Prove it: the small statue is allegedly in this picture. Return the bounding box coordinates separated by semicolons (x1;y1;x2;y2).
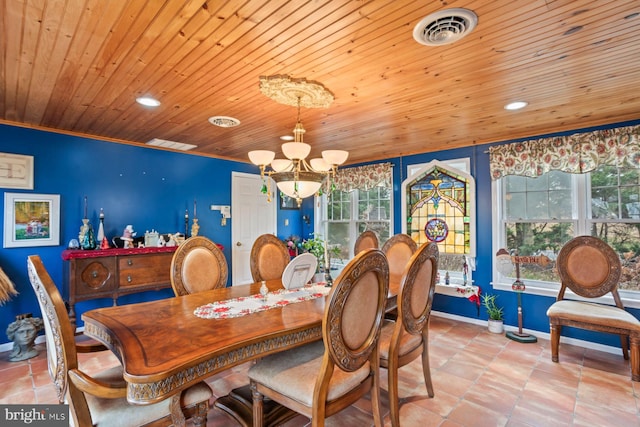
6;315;43;362
191;218;200;237
462;255;469;285
100;236;110;250
121;225;136;249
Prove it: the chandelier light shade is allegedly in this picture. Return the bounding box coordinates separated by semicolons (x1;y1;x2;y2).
248;75;349;205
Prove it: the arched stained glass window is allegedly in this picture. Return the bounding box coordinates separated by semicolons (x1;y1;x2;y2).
402;160;476;258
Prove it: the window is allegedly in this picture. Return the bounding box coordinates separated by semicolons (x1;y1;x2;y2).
492;165;640;302
401;159;476;284
321;185;392;261
317;163;393;272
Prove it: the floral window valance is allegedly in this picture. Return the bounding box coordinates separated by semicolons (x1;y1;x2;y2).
333;162;392;192
489;124;640;180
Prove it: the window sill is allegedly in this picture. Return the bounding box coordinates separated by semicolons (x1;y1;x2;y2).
436;283;479;298
492;281;640;310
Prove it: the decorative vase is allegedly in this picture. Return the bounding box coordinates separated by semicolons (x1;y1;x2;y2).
97;208;105;243
80;219;97;250
259;281;269;301
488;319;504;334
324;270;333;287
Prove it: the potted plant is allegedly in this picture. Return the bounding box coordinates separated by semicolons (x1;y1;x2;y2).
301;233;341;282
482;294;504;333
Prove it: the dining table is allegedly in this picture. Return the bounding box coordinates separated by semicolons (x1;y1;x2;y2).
82;278;401;406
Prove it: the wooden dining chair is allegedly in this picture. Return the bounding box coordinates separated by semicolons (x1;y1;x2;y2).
27;255;213;427
546;236;640;381
382;233;418;287
354;230;379;255
250;233;290;282
170;236;228;296
379;242;438;427
248;248;390;427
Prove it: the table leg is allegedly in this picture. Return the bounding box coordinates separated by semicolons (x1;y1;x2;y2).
214;384;297;427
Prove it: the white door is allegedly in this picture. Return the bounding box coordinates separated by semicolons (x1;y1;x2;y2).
231;172;277;285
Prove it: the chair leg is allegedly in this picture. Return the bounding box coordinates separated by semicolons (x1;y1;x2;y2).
630;335;640;382
421;338;434;398
550;323;561;362
371;360;384;427
619;334;630;360
387;356;400;427
251;381;265;427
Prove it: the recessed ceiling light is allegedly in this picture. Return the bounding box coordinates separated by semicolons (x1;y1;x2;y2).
136;96;161;107
504;101;528;110
280;135;294;141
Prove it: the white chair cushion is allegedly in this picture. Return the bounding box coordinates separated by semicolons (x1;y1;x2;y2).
547;300;640;331
248;340;371;407
87;366;212;427
378;319;423;361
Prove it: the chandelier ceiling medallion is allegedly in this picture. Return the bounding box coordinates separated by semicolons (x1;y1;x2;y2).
249;75;348;205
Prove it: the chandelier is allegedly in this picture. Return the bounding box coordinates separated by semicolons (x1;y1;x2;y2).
248;75;349;205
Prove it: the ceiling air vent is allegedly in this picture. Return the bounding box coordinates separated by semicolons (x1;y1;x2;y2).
146;138;197;151
208;116;241;127
413;8;478;46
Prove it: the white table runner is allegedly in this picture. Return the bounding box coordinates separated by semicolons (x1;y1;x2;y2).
194;284;331;319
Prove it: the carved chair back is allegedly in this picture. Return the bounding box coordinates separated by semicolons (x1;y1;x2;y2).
324;248;389;373
27;255;78;405
381;233;418;286
556;235;622;304
354;230;379;255
250;234;290;282
171;236;228;296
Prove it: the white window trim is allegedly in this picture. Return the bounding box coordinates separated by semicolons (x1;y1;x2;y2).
316;186;394;261
403;158;476;259
491;176;640;309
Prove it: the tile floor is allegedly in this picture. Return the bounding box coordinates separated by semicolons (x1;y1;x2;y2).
1;316;639;426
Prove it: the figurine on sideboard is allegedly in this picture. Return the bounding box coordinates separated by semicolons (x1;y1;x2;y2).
121;225;136;249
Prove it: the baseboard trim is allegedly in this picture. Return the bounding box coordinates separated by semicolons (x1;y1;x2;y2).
432;310;623;355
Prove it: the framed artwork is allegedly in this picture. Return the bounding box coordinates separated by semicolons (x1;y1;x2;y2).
280;193;299;210
0;153;34;189
3;193;60;248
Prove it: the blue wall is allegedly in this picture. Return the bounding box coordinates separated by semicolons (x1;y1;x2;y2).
1;119;639;349
0;124;267;344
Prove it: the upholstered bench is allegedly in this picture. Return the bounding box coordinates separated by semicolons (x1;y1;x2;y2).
547;236;640;382
547;300;640;381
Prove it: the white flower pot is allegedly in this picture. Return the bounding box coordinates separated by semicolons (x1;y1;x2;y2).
488;319;504;334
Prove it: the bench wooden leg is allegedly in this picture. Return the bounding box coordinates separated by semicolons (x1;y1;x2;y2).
630;335;640;382
619;334;630;360
550;323;561;362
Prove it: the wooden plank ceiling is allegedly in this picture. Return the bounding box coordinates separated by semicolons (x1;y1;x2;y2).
1;0;639;165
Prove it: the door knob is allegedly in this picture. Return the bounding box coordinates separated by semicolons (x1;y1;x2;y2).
236;241;242;246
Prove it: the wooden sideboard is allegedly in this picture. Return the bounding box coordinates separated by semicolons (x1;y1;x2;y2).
62;247;178;328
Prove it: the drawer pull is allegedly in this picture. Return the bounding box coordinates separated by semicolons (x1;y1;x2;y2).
127;275;132;283
127;260;133;266
92;271;98;278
